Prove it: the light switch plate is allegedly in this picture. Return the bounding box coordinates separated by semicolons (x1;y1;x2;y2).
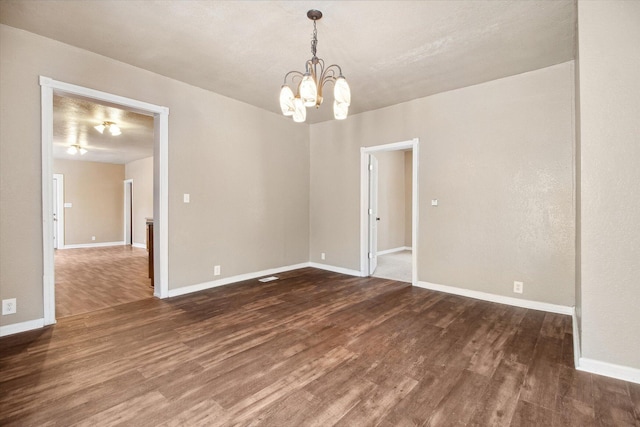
431;199;438;206
184;194;190;203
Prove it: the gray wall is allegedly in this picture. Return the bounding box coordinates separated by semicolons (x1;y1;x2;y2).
577;1;640;369
375;150;407;252
125;156;153;247
53;159;125;245
0;24;309;326
310;62;576;306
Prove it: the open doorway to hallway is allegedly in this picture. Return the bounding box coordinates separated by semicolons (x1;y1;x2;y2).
50;94;155;318
361;138;419;284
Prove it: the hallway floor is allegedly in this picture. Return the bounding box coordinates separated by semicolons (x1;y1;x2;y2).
373;249;412;283
55;245;153;318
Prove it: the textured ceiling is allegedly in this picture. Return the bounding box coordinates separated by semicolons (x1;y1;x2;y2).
53;95;153;164
1;0;576;125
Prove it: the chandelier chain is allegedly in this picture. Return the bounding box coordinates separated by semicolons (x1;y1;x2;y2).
311;20;318;58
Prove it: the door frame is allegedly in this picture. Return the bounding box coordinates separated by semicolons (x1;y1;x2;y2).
52;174;65;249
124;179;133;245
360;138;419;285
367;154;379;275
40;76;170;325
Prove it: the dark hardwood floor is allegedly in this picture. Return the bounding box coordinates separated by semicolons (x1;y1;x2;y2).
1;268;638;426
55;245;153;318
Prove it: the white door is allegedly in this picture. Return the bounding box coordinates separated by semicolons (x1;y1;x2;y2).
368;154;379;275
52;176;59;249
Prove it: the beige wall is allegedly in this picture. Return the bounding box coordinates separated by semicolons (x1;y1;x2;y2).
53;159;125;245
375;151;406;252
310;62;575;306
125;157;153;247
0;25;309;326
577;1;640;369
404;151;413;247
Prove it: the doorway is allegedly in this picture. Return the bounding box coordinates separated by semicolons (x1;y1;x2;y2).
360;138;419;284
40;77;169;325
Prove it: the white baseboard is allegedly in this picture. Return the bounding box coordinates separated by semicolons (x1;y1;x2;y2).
377;246;412;256
577;357;640;385
60;241;125;249
308;262;364;277
167;262;311;298
415;281;574;315
0;318;46;337
132;243;146;249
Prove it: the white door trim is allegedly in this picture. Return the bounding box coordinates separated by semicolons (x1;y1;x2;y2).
53;174;65;249
360;138;419;285
124;179;133;245
40;76;170;325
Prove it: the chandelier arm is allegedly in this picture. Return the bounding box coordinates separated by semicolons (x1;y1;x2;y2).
283;70;305;85
323;64;345;78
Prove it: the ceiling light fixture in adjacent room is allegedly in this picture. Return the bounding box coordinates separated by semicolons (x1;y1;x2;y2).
67;144;87;155
94;121;121;136
279;10;351;123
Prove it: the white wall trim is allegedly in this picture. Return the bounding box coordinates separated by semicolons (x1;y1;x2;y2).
168;263;312;298
572;310;581;370
577;358;640;385
40;76;170;324
308;262;364;277
361;138;419;285
60;241;125;249
132;243;146;249
0;318;47;337
123;179;133;245
416;281;574;315
377;246;411;256
53;174;65;249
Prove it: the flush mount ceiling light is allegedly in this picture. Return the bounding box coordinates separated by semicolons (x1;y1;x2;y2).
279;10;351;123
67;144;87;155
94;121;121;136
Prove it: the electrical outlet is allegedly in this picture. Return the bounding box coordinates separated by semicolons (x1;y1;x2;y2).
2;298;17;315
513;281;523;294
91;236;96;241
321;252;326;260
214;265;221;276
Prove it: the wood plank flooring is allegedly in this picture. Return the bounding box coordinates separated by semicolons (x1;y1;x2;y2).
55;245;153;318
1;268;639;426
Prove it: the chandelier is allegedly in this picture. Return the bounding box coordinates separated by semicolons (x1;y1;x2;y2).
94;121;121;136
279;10;351;123
67;144;87;155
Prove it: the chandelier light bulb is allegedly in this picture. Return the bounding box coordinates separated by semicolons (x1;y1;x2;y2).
94;124;106;134
279;85;295;116
334;77;351;106
299;74;318;107
67;145;78;155
333;100;348;120
79;147;88;155
109;124;121;136
293;97;306;123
